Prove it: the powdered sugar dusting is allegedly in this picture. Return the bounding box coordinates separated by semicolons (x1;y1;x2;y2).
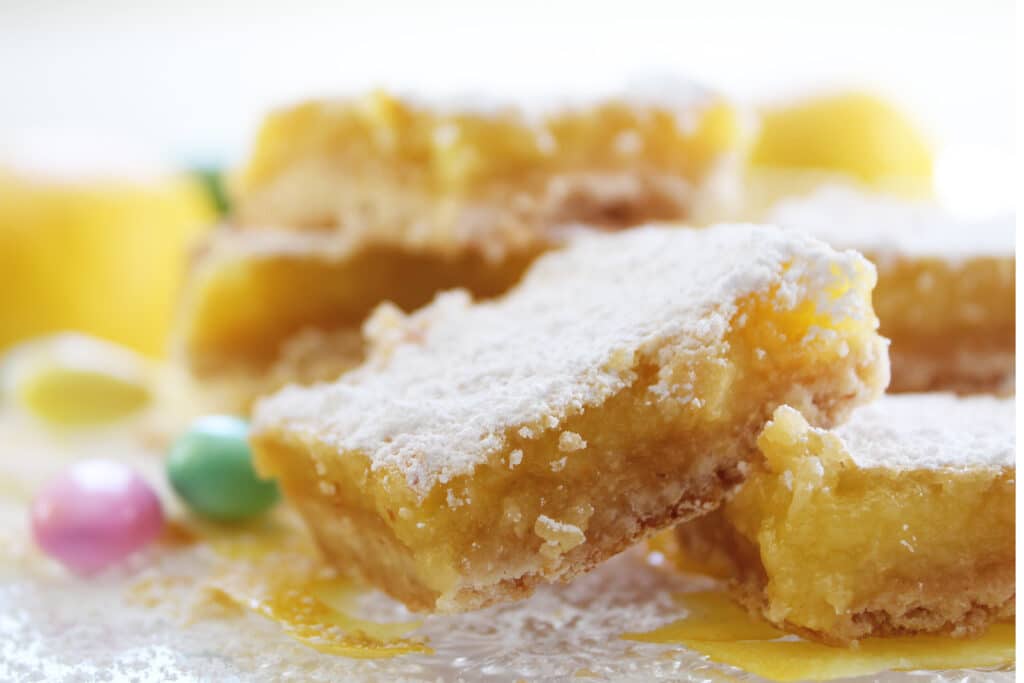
199;228;360;262
770;185;1015;262
254;224;874;498
837;394;1014;471
393;75;714;120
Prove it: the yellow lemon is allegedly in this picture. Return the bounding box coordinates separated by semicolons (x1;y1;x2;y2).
0;170;215;356
751;92;933;194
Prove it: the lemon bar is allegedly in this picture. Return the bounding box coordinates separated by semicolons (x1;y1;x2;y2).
770;186;1015;393
676;394;1015;644
179;89;747;406
176;228;539;406
251;224;888;613
233;89;744;234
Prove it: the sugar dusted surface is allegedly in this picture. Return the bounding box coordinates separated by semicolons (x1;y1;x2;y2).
835;394;1015;471
349;76;715;120
200;227;360;262
769;185;1015;261
255;224;873;497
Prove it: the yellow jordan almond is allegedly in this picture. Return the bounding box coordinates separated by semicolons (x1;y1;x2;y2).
751;92;933;194
4;333;152;426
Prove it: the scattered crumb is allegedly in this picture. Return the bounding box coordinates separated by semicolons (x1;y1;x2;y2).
809;458;825;477
614;130;642;155
509;449;524;469
558;432;587;452
535;515;586;560
446;489;467;509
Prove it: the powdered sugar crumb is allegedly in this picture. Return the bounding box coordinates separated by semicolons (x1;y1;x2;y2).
254;224;873;498
446;489;468;509
558;432;587;453
534;515;586;558
508;450;523;469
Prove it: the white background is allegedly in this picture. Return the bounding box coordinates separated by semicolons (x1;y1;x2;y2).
0;0;1015;213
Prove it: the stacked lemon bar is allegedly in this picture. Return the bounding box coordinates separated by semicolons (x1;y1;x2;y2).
176;88;747;407
672;187;1016;643
177;87;1013;653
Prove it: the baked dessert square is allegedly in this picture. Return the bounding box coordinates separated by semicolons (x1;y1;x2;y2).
770;185;1015;393
233;89;744;234
675;394;1015;644
250;224;888;613
176;88;747;407
175;228;540;408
